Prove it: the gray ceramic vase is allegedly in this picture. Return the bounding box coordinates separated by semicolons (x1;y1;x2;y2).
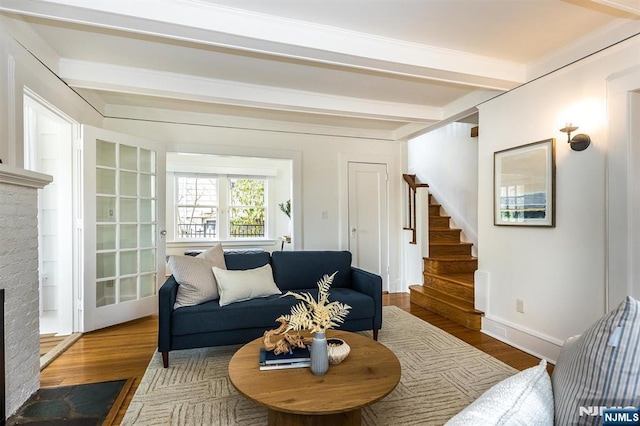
310;331;329;376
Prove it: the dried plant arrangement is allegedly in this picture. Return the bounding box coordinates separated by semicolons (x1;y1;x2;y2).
281;271;351;334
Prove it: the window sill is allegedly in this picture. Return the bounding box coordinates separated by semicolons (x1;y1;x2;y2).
167;239;278;249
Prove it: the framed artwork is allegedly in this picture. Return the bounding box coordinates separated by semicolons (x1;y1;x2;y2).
494;138;555;227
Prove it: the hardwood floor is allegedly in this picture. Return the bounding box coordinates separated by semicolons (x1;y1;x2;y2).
40;334;65;356
39;293;550;424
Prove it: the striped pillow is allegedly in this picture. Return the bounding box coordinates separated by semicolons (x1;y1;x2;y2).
170;244;227;309
552;296;640;425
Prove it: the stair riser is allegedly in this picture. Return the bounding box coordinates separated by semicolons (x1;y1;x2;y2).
410;288;482;330
428;205;441;216
429;244;472;257
421;286;474;310
429;230;461;243
429;216;450;229
424;259;477;274
424;275;474;301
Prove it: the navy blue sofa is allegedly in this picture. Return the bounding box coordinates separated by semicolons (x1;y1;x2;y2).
158;250;382;367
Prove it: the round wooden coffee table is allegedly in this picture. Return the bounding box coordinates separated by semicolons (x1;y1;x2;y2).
228;330;401;426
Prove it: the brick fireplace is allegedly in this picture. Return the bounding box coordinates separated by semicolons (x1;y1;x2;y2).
0;164;51;419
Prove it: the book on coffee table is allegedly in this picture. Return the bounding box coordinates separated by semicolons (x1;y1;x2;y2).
259;346;310;365
259;361;311;371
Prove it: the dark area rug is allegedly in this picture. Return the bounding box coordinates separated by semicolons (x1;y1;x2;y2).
8;378;133;425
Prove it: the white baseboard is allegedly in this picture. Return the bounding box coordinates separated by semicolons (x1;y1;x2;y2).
482;315;564;365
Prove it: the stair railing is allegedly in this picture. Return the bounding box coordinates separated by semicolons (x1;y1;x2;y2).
402;174;428;244
402;174;430;290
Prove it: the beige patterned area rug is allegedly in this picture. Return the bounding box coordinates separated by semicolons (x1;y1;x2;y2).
123;306;517;425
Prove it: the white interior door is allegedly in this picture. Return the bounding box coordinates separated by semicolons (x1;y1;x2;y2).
80;125;166;332
348;162;388;289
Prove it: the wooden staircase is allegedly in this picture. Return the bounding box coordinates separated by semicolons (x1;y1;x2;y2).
409;195;483;330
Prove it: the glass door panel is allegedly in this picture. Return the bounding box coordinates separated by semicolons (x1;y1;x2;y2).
119;145;138;170
96;197;116;222
140;224;155;247
83;125;165;332
96;140;116;167
120;225;137;248
120;171;137;196
140;274;156;298
120;277;138;302
140;249;156;273
119;251;138;276
96;252;116;279
120;199;137;222
96;225;116;251
96;169;116;194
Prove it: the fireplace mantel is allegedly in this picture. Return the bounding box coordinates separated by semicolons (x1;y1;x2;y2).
0;163;52;189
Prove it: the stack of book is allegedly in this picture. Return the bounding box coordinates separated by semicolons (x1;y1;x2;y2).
259;346;311;370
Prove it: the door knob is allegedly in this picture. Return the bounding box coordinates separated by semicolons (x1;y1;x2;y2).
160;230;167;236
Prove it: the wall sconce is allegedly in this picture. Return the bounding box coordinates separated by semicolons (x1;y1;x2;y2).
559;123;591;151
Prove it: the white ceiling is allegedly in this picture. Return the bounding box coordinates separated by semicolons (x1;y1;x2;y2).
1;0;639;140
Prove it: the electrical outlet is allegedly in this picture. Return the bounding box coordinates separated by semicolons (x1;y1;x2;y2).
321;210;328;219
516;298;525;313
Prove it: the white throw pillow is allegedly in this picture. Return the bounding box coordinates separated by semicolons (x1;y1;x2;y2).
170;244;226;309
213;264;281;307
445;359;553;426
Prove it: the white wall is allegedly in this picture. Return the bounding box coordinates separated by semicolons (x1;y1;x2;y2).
104;118;405;291
407;122;479;248
477;37;640;363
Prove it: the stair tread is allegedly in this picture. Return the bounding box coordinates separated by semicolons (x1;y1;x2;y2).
410;285;483;314
424;272;475;286
429;241;473;246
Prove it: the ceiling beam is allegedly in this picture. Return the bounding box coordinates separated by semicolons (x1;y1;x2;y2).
586;0;640;16
0;0;526;90
59;59;443;123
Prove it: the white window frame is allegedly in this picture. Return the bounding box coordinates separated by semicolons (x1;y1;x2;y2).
173;173;270;242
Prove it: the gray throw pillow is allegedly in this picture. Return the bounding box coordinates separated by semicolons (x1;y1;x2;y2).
170;244;226;309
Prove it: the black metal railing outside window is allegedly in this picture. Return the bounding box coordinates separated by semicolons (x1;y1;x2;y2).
229;223;265;237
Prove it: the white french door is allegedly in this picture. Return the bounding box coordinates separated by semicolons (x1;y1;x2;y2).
79;125;165;332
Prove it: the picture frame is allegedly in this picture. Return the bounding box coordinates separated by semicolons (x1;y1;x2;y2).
494;138;555;227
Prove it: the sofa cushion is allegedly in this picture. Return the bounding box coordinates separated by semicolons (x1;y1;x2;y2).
171;287;374;336
223;250;271;271
170;244;226;309
271;251;352;291
213;264;281;306
552;296;640;425
446;359;553;426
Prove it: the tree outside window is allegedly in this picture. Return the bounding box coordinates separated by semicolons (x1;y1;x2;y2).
176;176;218;238
228;177;266;237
